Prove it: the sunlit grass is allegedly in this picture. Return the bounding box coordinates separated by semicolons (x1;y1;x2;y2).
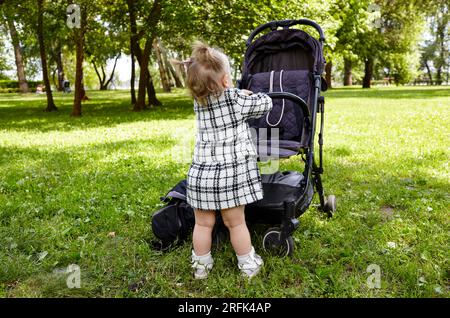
0;86;448;297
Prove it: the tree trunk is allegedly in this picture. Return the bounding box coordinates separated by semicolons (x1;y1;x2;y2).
165;49;183;88
325;60;332;89
8;19;29;93
362;58;373;89
130;49;136;105
176;53;187;84
343;58;352;86
72;6;86;117
56;47;64;91
93;58;118;91
435;5;446;86
436;68;442;85
424;61;433;85
51;68;57;88
147;69;162;107
168;63;183;88
159;40;182;88
153;38;171;92
135;39;151;111
92;61;106;90
127;0;161;110
102;54;119;90
37;0;57;111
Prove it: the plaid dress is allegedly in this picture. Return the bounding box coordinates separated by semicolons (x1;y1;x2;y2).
186;88;273;210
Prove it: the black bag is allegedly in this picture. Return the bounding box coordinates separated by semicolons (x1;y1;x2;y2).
151;181;195;251
151;180;228;251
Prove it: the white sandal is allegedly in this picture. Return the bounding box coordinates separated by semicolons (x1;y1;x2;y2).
237;246;264;279
191;250;214;279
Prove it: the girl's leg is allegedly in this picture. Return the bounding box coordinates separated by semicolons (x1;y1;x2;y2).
193;209;216;256
220;205;252;256
221;205;263;278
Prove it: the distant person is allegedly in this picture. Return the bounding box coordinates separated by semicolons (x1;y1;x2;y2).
36;84;44;94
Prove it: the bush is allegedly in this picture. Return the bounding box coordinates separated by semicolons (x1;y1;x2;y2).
0;80;19;89
0;88;20;93
0;80;44;92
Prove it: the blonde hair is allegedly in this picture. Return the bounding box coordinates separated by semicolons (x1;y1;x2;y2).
185;41;231;106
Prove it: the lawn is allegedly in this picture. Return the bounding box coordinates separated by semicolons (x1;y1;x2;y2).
0;86;448;298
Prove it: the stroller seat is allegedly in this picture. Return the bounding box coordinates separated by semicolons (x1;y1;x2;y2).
246;69;313;159
257;140;302;158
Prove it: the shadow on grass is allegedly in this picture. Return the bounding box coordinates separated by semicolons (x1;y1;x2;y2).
2;87;449;133
0;90;194;132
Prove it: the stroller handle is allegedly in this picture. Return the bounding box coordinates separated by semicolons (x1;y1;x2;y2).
246;19;325;46
266;92;310;119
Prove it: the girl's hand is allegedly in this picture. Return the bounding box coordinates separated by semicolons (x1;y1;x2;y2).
241;89;253;96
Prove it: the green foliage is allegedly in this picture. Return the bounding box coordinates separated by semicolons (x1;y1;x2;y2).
180;0;339;65
0;0;441;87
0;87;448;297
420;0;449;84
330;0;425;84
0;35;11;78
61;52;99;90
85;1;127;66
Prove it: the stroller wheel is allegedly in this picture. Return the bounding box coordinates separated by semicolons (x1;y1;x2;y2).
262;228;294;257
323;195;336;217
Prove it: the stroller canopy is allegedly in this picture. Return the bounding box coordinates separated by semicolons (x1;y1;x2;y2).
243;28;325;78
241;28;326;153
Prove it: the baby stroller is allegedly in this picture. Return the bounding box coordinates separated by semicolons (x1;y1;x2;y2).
151;19;336;256
62;80;72;93
237;19;336;256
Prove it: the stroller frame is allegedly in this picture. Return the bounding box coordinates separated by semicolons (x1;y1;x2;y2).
241;19;336;254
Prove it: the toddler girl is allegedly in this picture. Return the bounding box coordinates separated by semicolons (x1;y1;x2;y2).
185;41;272;279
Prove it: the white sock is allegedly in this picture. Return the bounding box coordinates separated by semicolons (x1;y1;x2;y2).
193;250;212;262
236;246;255;263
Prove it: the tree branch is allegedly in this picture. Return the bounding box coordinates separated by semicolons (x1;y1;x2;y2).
92;61;104;87
104;54;120;89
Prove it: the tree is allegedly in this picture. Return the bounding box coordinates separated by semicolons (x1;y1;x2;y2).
153;37;171;92
127;0;162;111
130;46;137;104
0;33;11;78
421;0;449;85
331;0;424;88
72;2;88;117
1;3;30;93
43;0;70;92
86;12;126;90
331;0;369;86
432;0;449;84
92;55;120;90
365;0;424;87
325;60;333;88
37;0;57;111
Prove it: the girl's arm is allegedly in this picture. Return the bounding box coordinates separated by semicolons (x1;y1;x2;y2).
235;89;273;119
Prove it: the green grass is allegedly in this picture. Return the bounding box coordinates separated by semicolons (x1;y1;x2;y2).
0;86;448;298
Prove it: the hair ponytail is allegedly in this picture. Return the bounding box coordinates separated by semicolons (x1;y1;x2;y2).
185;41;231;106
191;41;223;72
